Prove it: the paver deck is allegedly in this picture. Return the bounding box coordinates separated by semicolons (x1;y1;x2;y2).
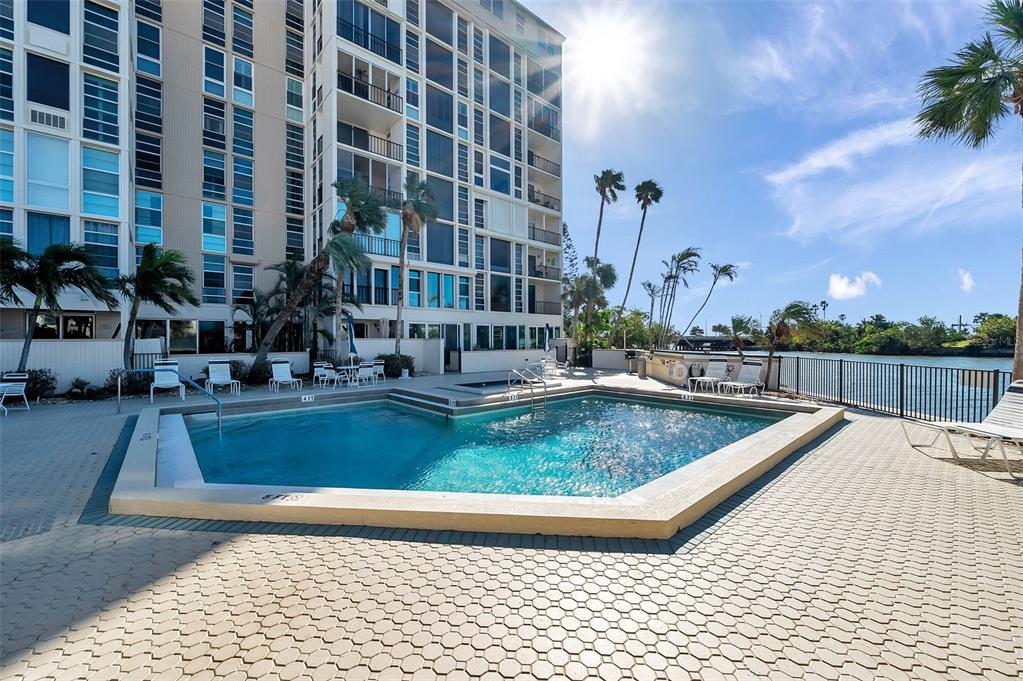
1;371;1021;680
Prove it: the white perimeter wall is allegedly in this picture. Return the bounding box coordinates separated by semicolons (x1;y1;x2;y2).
351;338;444;376
460;349;554;374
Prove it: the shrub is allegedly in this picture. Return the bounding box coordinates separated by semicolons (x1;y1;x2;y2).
103;369;152;396
375;353;414;378
242;360;272;386
68;377;90;400
22;369;58;400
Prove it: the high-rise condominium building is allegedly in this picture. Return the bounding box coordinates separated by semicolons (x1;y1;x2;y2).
0;0;563;366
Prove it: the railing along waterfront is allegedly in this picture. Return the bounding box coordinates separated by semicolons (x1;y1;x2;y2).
777;355;1011;422
337;72;403;113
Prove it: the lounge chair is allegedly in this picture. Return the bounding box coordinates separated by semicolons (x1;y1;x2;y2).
688;359;728;393
268;360;302;392
718;360;764;396
313;361;338;388
205;359;241;396
0;373;30;414
901;380;1023;480
372;359;386;384
151;360;185;402
355;363;376;387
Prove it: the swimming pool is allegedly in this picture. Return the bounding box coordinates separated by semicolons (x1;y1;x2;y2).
187;397;784;497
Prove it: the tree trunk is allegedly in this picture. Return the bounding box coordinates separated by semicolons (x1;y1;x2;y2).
252;250;330;370
592;197;606;267
618;205;647;319
394;224;410;357
1014;121;1023;381
571;300;581;342
681;278;717;338
122;297;140;370
17;295;43;372
764;337;778;390
647;297;655;348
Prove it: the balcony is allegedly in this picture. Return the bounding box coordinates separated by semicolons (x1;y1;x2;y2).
528;118;561;142
528;224;561;246
338;123;403;162
338;170;403;210
353;232;401;258
529;264;561;281
338;21;401;64
527;151;561;177
338;72;402;114
342;284;373;305
374;287;398;305
528;189;561;212
529;300;561;316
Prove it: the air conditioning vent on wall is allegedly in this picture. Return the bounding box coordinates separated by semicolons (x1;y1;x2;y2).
30;108;67;130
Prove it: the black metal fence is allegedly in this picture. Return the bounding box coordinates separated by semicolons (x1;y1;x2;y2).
777;355;1011;422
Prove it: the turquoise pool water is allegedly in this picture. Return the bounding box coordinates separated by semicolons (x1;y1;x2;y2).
187;397;785;497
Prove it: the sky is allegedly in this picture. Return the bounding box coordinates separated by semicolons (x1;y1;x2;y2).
528;0;1019;333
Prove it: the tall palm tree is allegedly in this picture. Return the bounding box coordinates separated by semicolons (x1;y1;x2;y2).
581;256;617;330
916;0;1023;379
763;301;815;389
0;240;117;371
115;244;197;369
720;315;757;360
591;168;625;266
564;276;586;341
641;280;661;344
233;288;273;351
656;248;701;347
252;177;384;369
395;175;436;356
820;299;829;321
267;258;308;351
680;263;738;337
617;180;663;321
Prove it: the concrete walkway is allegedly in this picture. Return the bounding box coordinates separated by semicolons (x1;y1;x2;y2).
1;372;1021;679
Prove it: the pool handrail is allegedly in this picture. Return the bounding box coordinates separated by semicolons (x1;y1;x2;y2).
115;367;223;433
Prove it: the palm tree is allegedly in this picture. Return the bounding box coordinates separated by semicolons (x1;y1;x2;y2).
0;240;117;371
617;180;663;320
591;168;625;266
115;244;197;369
267;258;308;351
680;263;738;337
564;276;586;341
581;257;618;333
820;299;829;321
252;177;384;369
656;248;701;347
233;288;273;351
720;315;757;360
395;175;436;356
641;280;661;344
763;301;815;389
916;0;1023;379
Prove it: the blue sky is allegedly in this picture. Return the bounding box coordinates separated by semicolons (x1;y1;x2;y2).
530;0;1018;331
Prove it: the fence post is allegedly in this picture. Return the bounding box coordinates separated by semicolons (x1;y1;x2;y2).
991;368;1001;409
898;363;905;417
838;359;844;404
794;357;800;396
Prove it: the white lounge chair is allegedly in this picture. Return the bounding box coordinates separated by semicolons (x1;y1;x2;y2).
718;360;764;396
355;363;376;387
901;380;1023;480
151;360;185;402
205;359;241;396
372;359;386;384
0;373;30;414
268;360;302;392
688;359;729;393
313;361;338;388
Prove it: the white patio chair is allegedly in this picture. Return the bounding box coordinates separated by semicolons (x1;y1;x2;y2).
205;359;241;396
0;373;30;414
718;360;764;396
268;359;302;392
151;360;185;402
356;363;376;387
313;361;338;388
372;359;386;384
688;359;729;393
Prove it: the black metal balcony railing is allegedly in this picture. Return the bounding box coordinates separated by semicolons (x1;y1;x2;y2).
352;232;401;257
338;170;404;210
338;21;402;64
528;118;561;142
343;284;373;305
529;264;561;281
373;287;389;305
338;123;403;162
527;151;561;177
528;189;561;212
338;72;403;114
529;300;561;315
528;224;561;246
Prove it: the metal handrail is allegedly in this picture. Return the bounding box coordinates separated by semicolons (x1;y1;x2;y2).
508;366;548;410
116;367;223;433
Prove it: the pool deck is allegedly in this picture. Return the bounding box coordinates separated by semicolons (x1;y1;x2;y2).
2;370;1022;679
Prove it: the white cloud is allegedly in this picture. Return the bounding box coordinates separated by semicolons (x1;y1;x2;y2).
828;271;882;300
958;269;975;293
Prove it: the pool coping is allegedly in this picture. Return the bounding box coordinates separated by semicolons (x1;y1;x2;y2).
109;387;844;539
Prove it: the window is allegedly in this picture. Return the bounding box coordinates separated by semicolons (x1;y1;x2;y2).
28;0;69;34
0;48;11;122
285;124;303;169
406;124;420;167
27;54;69;110
425;39;453;90
457;101;469;140
426;271;440;307
232;207;253;255
490;238;510;273
408;223;421;260
406;78;420;119
64;314;96;339
286;215;303;258
474;234;485;269
457;144;469;183
473;107;484;145
458;276;470;310
0;128;10;203
203;47;226;97
338;1;401;63
27;133;70;209
426;222;453;265
232;263;254;303
0;208;9;237
490;114;510;156
489;36;510;79
516;11;525;35
202;0;226;46
286;78;303;123
135;132;161;188
136;0;161;22
203;98;226;148
136;21;161;76
203;255;227;303
202;201;227;253
473;27;484;64
82;147;119;217
457;59;469;98
490;275;510;312
473;150;484;187
232;6;254;57
202;150;226;200
475;322;489;349
408;270;422;307
457;185;469;225
407;0;420;24
232;57;253;106
406;30;420;73
409;322;425;338
473;68;484;105
199;320;225;353
81;75;119;146
32;313;60;339
169;320;197;354
457;17;468;54
426;85;453;133
135;75;160;132
426;175;452;222
458;226;469;264
285;30;303;77
490;154;509;195
425;0;452;45
426;130;452;177
490;75;510;117
0;0;12;41
285;0;302;30
26;212;69;256
233;156;253;205
83;1;119;72
443;273;455;308
285;171;304;213
513;126;522;161
474;272;485;311
514;53;523;86
514;165;522;199
233;108;253;156
83;220;118;279
134;189;163;245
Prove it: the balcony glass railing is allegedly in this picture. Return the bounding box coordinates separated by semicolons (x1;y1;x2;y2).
352;232;401;258
529;300;562;315
338;124;403;162
527;151;561;177
528;189;561;212
338;72;403;114
338;20;402;64
528;264;561;281
528;224;561;246
528;118;561;142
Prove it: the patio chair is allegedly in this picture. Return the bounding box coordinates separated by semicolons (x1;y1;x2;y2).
151;360;185;402
901;380;1023;480
355;363;376;387
718;360;764;396
0;373;30;414
313;361;338;388
268;359;302;392
372;359;386;384
205;359;241;396
688;359;729;393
